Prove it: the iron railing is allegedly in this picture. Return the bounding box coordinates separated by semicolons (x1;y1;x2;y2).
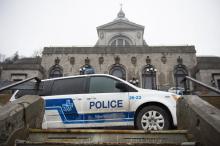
182;76;220;94
0;77;41;92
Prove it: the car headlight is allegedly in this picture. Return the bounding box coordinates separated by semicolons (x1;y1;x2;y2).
171;94;181;101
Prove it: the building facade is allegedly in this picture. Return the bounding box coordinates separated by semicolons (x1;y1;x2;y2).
41;9;196;91
1;8;220;95
195;56;220;90
1;58;44;81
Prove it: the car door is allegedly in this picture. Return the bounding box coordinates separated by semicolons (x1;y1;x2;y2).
42;77;87;128
81;76;131;127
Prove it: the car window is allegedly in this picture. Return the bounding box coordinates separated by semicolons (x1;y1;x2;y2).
89;76;121;93
51;77;86;95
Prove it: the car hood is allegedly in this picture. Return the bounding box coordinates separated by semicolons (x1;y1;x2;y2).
137;88;176;96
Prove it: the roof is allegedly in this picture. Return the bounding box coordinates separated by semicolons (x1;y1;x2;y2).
14;57;41;64
97;8;144;31
2;64;44;71
2;57;44;73
97;19;145;30
42;73;139;90
43;46;196;55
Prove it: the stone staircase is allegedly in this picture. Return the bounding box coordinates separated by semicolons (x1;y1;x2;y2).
15;129;197;146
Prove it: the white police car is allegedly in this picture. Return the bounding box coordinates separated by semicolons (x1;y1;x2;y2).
38;74;180;130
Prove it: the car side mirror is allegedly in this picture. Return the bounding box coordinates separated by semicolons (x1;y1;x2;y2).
115;82;128;92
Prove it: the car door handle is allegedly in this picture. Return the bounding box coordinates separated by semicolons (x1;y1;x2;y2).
87;97;96;100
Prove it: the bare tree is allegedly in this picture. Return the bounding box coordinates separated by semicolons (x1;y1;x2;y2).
12;51;19;62
0;53;6;62
3;51;19;64
32;48;43;58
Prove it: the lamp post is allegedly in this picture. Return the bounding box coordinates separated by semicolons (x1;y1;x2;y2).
79;67;86;75
129;78;139;86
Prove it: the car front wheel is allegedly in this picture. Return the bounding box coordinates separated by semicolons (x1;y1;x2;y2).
136;105;171;130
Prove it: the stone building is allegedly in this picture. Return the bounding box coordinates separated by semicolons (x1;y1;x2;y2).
41;8;197;91
1;57;44;81
195;56;220;90
1;8;219;95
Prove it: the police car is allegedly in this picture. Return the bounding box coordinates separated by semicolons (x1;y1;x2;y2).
11;74;180;130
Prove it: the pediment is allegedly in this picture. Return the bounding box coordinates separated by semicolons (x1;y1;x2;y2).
97;20;144;30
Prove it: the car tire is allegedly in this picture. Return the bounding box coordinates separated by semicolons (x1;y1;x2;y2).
136;105;171;130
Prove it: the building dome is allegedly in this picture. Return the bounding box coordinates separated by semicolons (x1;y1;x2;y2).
115;7;128;21
118;8;125;18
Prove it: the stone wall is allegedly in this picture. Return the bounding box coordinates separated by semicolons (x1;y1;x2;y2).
196;69;220;88
195;56;220;90
42;46;196;90
177;95;220;146
96;30;144;46
0;95;44;146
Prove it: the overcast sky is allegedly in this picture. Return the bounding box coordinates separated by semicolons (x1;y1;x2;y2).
0;0;220;58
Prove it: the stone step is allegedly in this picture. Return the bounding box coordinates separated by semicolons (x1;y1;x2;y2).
15;129;196;146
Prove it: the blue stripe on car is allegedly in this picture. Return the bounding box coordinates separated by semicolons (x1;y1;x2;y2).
45;98;134;124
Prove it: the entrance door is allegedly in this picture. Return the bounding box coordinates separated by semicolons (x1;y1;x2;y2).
142;75;156;89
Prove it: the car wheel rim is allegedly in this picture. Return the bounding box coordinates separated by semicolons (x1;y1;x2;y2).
141;110;164;130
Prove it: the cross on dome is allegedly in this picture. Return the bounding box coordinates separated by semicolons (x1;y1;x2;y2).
117;4;125;18
116;3;128;21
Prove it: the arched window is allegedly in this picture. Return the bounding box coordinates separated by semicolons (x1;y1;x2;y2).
109;65;126;80
142;65;157;89
109;35;132;47
174;65;188;88
49;66;63;78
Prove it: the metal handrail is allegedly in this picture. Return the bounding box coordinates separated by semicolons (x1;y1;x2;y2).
182;76;220;94
0;77;41;92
